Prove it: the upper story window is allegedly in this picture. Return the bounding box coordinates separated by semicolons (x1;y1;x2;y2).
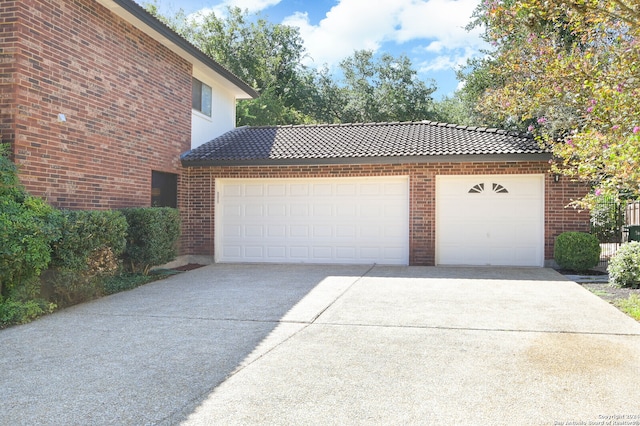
192;77;212;116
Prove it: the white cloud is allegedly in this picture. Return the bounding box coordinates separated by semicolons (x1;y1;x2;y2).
418;46;477;72
283;0;404;67
197;0;282;18
282;0;486;72
394;0;483;49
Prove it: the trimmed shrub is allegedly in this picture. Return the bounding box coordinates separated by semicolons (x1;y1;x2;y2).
0;146;60;300
120;207;181;274
46;210;128;306
554;231;601;272
608;241;640;288
0;297;55;328
50;210;127;270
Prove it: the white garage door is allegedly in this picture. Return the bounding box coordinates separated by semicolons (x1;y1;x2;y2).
216;177;409;265
436;175;544;267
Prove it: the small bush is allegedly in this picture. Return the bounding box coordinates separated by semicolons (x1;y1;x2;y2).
49;210;127;270
46;210;128;306
554;231;601;272
608;241;640;288
120;207;181;274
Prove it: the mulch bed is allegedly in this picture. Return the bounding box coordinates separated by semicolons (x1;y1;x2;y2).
579;282;640;303
170;263;206;272
555;268;640;305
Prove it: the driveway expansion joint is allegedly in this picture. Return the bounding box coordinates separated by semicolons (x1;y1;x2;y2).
309;321;640;337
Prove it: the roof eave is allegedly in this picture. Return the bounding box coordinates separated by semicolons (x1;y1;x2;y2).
181;153;553;168
97;0;259;99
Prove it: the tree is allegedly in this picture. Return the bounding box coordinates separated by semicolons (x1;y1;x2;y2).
146;4;315;125
145;5;441;126
466;0;640;205
320;50;438;123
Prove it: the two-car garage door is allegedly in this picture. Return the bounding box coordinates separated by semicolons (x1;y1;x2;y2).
216;177;410;265
215;174;545;267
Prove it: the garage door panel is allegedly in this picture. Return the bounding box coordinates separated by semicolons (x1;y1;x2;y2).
224;204;242;217
313;184;332;196
336;183;357;196
245;246;264;257
313;205;333;217
216;177;409;265
245;205;263;216
336;225;357;237
385;182;406;195
290;225;309;237
290;204;308;216
336;204;356;217
245;185;264;196
437;175;544;267
223;224;242;237
290;184;308;196
267;204;286;217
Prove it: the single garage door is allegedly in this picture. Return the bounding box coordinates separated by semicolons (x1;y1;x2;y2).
216;177;409;264
436;174;544;267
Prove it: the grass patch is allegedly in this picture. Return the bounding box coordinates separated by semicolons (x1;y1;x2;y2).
589;289;614;298
614;294;640;321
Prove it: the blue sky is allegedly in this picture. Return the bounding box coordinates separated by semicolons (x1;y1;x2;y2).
139;0;487;99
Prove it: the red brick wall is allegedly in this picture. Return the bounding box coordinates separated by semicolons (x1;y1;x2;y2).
2;0;191;209
182;161;590;265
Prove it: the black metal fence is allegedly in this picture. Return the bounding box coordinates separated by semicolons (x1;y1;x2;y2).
591;200;640;268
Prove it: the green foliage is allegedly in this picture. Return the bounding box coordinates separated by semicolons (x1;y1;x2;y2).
0;296;55;328
0;147;60;299
101;272;162;295
554;231;601;272
0;144;20;192
466;0;640;204
49;210;127;270
45;210;127;306
608;241;640;288
145;5;442;126
120;207;181;274
328;50;438;123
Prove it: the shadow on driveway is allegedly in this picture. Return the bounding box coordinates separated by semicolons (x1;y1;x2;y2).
0;264;370;425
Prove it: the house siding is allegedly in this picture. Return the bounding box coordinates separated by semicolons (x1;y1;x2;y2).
1;0;192;210
182;161;589;266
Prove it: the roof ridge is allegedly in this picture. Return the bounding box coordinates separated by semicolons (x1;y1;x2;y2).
236;120;533;138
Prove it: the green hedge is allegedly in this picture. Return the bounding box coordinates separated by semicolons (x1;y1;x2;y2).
0;145;60;326
554;231;601;272
46;210;128;306
120;207;181;274
50;210;127;270
0;146;60;301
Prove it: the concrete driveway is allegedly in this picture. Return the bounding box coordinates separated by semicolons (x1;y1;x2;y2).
2;265;640;425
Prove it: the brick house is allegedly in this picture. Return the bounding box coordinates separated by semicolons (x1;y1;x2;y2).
1;0;257;211
2;0;589;267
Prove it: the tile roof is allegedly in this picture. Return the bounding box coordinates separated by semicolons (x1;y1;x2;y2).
181;121;549;166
